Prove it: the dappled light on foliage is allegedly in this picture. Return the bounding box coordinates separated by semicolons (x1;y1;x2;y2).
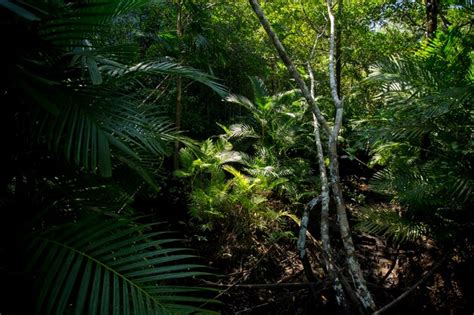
1;0;472;314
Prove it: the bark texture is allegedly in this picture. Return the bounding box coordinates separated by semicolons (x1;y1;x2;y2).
326;0;376;310
249;0;375;311
425;0;439;37
308;63;347;308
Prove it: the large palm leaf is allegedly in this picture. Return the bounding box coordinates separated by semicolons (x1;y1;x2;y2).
3;0;227;180
27;217;218;314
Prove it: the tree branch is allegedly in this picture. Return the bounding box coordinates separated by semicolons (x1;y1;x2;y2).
373;256;448;315
327;0;342;108
200;279;326;289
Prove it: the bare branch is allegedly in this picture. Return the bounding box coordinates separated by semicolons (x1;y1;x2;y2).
373;256;448;315
200;279;326;289
327;0;342;108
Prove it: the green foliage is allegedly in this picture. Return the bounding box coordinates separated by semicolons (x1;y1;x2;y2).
28;216;217;315
3;0;225;181
176;79;316;242
177;138;293;236
356;27;474;244
112;0;269;139
1;1;225;313
355;206;429;244
225;78;319;201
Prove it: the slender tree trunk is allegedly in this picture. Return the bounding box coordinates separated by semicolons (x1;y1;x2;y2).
326;1;376;311
248;0;330;136
174;1;184;170
308;63;347;308
335;0;342;98
249;0;375;311
425;0;438;37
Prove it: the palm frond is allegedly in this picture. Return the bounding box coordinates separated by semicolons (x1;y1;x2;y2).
368;56;439;96
36;94;177;178
28;216;218;315
225;93;257;112
0;0;42;21
355;206;429;244
270;89;301;105
39;175;135;215
102;61;227;97
36;0;153;46
249;76;268;105
221;123;259;141
370;160;473;208
6;0;225;183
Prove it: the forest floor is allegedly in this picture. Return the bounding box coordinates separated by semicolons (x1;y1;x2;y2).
184;173;473;314
150;161;473;314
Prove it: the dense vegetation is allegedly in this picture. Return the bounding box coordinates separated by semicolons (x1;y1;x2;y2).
0;0;472;314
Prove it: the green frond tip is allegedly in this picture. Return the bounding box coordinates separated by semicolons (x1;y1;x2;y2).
355;206;429;244
102;61;228;97
28;216;218;315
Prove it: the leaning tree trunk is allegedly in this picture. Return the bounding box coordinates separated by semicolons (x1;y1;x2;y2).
248;0;375;311
247;0;330;135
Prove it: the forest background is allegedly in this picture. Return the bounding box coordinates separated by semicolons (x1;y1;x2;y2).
0;0;472;314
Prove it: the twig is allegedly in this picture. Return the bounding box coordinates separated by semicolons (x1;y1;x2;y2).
200;244;276;307
380;247;400;284
141;75;170;105
200;279;326;290
341;147;370;168
234;288;310;314
373;255;449;315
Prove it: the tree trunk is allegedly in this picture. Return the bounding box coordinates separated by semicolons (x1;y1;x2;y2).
248;0;330;136
326;0;376;311
425;0;438;37
173;1;184;170
335;0;342;99
308;63;347;308
249;0;375;311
